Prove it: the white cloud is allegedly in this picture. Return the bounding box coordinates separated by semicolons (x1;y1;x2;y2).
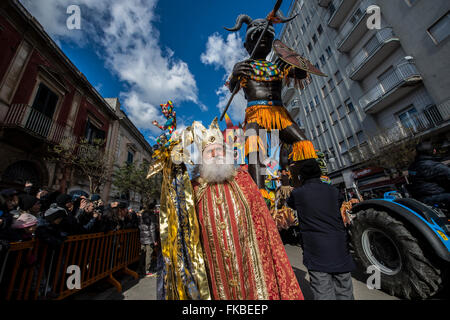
215;86;247;123
201;33;247;74
20;0;203;134
20;0;110;46
200;33;249;123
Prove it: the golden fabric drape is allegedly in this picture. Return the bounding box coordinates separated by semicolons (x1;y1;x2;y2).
147;146;211;300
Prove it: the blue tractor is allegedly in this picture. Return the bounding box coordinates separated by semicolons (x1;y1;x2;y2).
349;191;450;299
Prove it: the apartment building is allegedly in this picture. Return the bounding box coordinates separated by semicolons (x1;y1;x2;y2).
279;0;450;191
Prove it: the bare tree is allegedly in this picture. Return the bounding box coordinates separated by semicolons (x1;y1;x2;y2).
350;125;420;174
112;161;162;206
76;139;111;194
48;138;111;194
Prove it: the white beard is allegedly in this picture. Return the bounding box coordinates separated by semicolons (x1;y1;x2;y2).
200;156;236;184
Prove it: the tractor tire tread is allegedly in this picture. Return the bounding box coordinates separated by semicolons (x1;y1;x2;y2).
350;209;446;300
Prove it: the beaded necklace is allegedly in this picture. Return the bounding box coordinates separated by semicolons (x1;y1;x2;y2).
249;60;284;81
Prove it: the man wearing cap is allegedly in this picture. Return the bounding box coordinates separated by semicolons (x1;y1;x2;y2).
76;199;101;233
408;141;450;207
102;201;135;231
36;204;70;248
17;194;41;217
56;194;75;215
287;159;355;300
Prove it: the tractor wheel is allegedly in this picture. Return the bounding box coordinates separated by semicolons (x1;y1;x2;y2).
350;208;447;299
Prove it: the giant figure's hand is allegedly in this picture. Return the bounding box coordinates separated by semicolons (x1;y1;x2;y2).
229;59;253;92
232;60;253;79
152;120;159;127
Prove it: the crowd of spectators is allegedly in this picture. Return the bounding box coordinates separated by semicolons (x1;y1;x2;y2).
0;182;162;297
0;182;154;251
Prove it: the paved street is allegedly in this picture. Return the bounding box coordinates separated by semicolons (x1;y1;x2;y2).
284;244;398;300
77;244;398;300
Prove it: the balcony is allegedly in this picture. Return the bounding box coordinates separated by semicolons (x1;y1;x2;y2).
360;61;422;114
346;28;400;80
350;101;449;163
281;85;297;104
2;104;73;145
401;102;450;135
318;0;332;8
287;103;301;119
328;0;358;29
335;1;370;52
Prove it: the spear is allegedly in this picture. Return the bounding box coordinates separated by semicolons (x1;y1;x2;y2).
220;0;288;121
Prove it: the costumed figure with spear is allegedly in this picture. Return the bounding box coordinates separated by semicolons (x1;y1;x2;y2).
146;0;328;300
221;0;327;193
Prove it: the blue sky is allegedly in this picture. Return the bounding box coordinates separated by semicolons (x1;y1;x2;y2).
20;0;293;145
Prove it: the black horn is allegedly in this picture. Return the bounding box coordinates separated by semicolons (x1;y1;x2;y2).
224;14;253;32
276;10;298;23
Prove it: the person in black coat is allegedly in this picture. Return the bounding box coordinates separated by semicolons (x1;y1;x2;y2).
0;190;19;242
101;202;135;231
75;199;101;233
408;141;450;207
0;209;16;243
287;159;355;300
126;207;139;230
1;189;19;213
56;194;76;216
36;204;70;249
100;206;119;232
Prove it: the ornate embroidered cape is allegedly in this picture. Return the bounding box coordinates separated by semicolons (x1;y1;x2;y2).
192;168;304;300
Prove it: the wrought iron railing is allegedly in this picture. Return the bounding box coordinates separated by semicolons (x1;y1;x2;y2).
335;0;370;48
349;100;449;162
281;84;296;101
2;104;74;145
359;61;421;111
403;103;449;134
346;28;398;76
327;0;341;23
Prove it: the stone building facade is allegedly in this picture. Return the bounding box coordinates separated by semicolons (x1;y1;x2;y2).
0;0;118;195
102;98;153;209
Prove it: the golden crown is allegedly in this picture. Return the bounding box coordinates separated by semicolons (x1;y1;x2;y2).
187;117;223;152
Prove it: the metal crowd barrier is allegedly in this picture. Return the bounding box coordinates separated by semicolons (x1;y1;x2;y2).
0;229;140;300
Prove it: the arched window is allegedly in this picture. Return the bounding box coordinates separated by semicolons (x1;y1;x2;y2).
2;161;42;187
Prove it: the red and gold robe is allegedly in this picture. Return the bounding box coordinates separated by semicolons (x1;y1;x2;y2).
192;168;304;300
